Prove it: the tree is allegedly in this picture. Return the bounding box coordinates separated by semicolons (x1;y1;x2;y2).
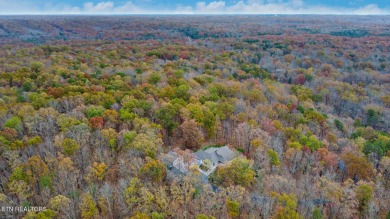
234;123;251;153
312;208;323;219
196;214;216;219
125;177;143;210
56;114;80;131
317;177;357;218
28;136;43;146
24;156;50;205
23;209;56;219
8;180;32;201
80;193;98;219
140;158;166;183
226;199;240;218
341;153;374;181
131;133;160;158
101;128;118;150
26;156;49;182
85;106;105;118
28;93;49;109
148;72;161;85
363;134;390;158
304;109;326;125
102;109;119;126
268;149;281;167
334;119;344;132
151;212;165;219
130;212;151;219
291;85;313;102
382;95;390;107
366;109;380;127
92;162;107;181
155;103;178;135
168;178;195;218
186;103;205;124
270;192;301;219
4;116;23;133
89;116;104;129
30;61;44;73
48;195;72;218
124;118;163;158
60;138;79;156
299;133;322;151
356;184;373;216
287;141;303;150
212;157;255;188
180;119;204;150
175;84;190;100
203;108;216;138
284;54;294;63
8;166;29;183
379;156;390;188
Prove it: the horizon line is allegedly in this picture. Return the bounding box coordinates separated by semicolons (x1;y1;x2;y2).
1;13;390;16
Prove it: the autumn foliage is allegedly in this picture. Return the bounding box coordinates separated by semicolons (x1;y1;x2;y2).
0;15;389;219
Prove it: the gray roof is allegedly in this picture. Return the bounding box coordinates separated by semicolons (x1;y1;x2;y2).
215;146;235;162
195;146;235;164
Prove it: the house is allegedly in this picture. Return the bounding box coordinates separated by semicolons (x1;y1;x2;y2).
194;146;236;167
162;151;194;174
172;155;191;173
162;150;199;174
164;145;237;176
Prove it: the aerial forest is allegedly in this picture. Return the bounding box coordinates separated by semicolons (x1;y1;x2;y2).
0;15;389;218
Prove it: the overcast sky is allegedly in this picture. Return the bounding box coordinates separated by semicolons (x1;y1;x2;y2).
0;0;389;15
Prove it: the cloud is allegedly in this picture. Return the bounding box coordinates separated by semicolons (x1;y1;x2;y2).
117;2;139;11
83;1;143;13
0;0;82;14
0;0;389;15
353;4;389;15
176;0;390;15
182;0;310;14
84;2;114;12
196;1;226;13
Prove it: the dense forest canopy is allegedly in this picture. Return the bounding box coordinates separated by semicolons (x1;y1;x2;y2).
0;15;389;219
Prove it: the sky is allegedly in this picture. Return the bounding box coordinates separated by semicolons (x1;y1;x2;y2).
0;0;389;15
